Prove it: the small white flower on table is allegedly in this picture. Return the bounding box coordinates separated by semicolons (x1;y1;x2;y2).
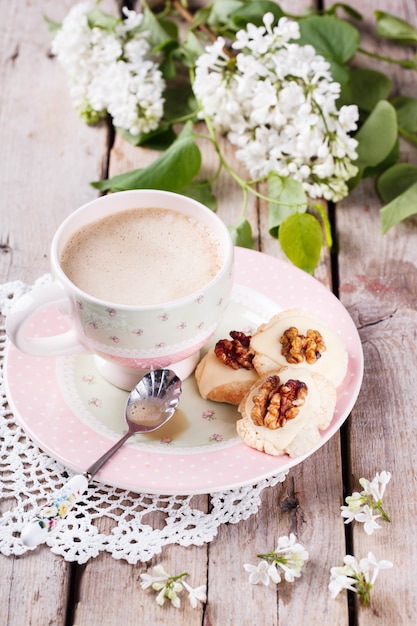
244;533;309;586
341;471;392;534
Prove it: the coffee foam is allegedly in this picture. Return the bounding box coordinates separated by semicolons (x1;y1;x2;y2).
60;207;224;306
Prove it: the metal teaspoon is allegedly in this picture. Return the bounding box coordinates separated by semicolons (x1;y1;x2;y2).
21;368;182;548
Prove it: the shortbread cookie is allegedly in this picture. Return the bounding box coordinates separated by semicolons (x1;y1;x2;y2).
250;308;348;387
195;347;258;405
236;367;336;457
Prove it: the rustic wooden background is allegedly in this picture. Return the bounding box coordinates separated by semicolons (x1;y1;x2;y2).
1;0;417;624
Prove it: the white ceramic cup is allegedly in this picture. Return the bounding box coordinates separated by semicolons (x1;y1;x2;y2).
6;190;234;389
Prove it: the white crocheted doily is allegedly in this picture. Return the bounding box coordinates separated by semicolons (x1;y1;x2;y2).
0;278;287;564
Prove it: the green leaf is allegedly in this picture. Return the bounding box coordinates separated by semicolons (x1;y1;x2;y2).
231;2;285;29
177;181;217;211
267;174;308;237
192;6;213;30
362;138;399;179
163;86;198;122
86;7;119;32
91;122;201;192
116;123;177;150
380;182;417;233
279;213;323;274
176;31;206;68
377;163;417;203
391;96;417;133
312;203;333;248
156;17;179;41
138;8;178;49
328;61;351;87
354;100;398;169
229;218;255;249
44;14;61;35
326;3;363;20
157;40;180;81
339;67;392;113
375;11;417;46
297;16;360;64
208;1;245;31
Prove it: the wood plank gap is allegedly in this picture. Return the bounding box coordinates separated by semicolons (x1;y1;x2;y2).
64;563;86;626
118;0;132;10
100;116;116;192
255;186;263;251
202;542;210;625
331;201;357;625
328;202;340;298
340;419;359;626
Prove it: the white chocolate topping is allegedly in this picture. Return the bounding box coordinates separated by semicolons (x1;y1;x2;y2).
250;308;348;387
197;348;258;399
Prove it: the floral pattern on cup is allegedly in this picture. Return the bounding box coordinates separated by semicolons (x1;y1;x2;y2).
74;293;229;361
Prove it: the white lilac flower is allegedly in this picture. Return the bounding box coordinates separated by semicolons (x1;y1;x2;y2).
354;504;383;535
273;533;309;580
266;562;282;584
329;552;393;605
119;6;143;31
51;2;165;135
244;533;308;586
182;580;207;608
340;491;364;524
139;564;170;590
329;568;358;598
341;471;392;533
244;560;271;586
193;13;359;202
140;565;206;609
360;471;391;502
154;579;183;608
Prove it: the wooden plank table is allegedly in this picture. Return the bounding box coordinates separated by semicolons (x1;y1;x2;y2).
1;1;416;624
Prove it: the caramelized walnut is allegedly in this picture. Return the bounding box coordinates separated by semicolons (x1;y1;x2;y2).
214;331;255;370
251;375;308;429
280;326;326;365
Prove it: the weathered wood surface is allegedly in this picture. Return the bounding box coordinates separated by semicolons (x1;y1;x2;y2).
0;0;416;624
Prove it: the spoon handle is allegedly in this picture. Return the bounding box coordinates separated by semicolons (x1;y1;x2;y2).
21;428;135;547
20;474;88;548
85;428;134;480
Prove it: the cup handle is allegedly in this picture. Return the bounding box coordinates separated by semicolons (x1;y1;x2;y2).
6;282;87;357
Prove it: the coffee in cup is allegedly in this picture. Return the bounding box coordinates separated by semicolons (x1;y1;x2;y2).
60;206;223;306
6;190;234;389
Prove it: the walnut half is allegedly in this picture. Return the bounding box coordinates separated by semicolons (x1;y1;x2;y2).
280;327;326;365
214;331;255;370
251;375;308;429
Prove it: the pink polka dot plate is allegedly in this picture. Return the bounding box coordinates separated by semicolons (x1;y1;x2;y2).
4;248;363;495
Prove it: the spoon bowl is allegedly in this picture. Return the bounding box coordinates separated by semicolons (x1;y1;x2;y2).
21;369;182;547
126;368;182;432
85;369;182;479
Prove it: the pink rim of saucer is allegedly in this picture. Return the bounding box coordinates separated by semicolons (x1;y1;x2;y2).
3;247;364;495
